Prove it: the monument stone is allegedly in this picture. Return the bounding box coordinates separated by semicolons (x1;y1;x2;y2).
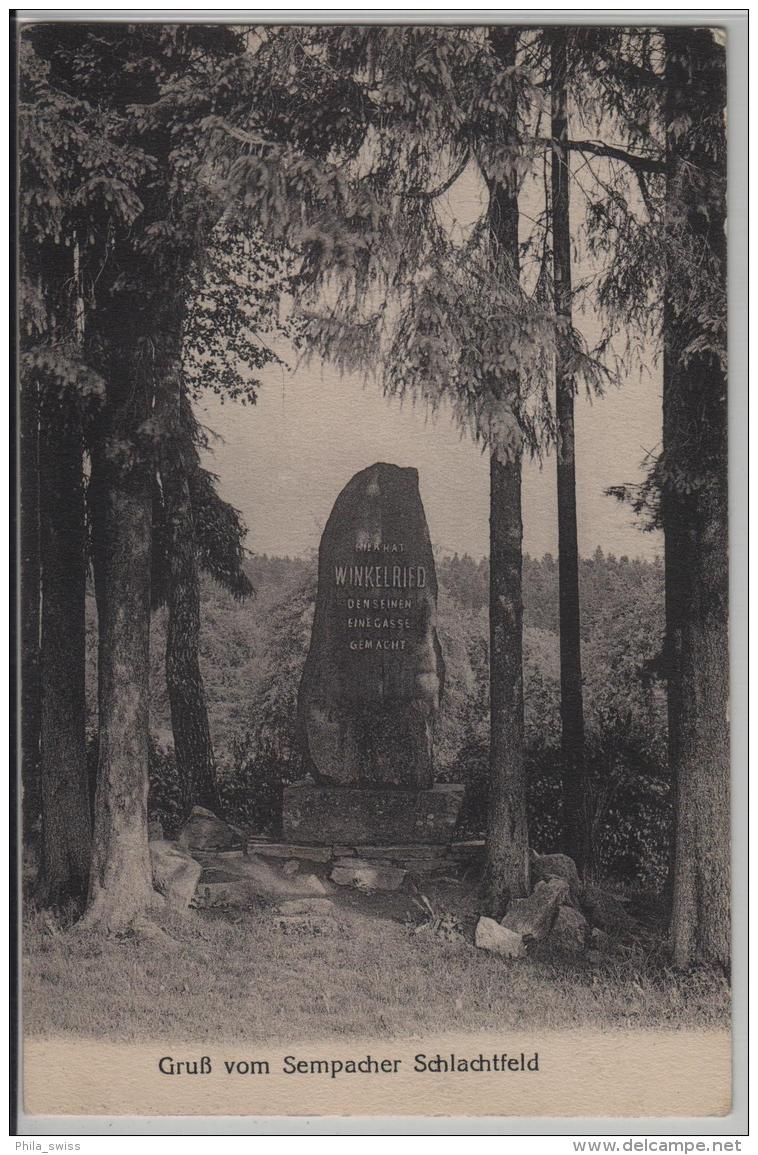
283;462;464;845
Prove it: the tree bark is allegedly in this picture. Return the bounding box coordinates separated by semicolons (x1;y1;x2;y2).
482;447;529;916
82;394;157;929
664;29;730;970
550;27;590;875
20;376;41;837
36;390;91;907
661;298;684;911
156;368;219;817
480;26;530;918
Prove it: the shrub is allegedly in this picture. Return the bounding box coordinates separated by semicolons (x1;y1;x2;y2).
454;740;671;890
146;741;184;839
217;738;305;836
127;550;671;890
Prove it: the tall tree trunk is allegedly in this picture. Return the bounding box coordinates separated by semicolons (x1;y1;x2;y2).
665;29;729;970
480;26;529;918
661;300;684;911
83;389;156;930
20;376;41;837
550;27;590;875
156;368;219;817
36;390;91;907
482;448;528;916
86;427;107;820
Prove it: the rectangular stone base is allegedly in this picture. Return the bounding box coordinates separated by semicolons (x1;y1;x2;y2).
282;784;465;846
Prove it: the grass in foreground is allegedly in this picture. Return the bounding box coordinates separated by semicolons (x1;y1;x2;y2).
22;881;730;1043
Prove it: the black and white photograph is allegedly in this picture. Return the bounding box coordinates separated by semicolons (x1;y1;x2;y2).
13;11;746;1130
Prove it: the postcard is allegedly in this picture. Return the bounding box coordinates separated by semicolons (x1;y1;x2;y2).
13;11;746;1135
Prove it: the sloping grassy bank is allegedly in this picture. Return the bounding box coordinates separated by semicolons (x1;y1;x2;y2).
23;887;729;1044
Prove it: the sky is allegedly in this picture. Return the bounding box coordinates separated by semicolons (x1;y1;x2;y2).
197;352;662;563
197;147;663;564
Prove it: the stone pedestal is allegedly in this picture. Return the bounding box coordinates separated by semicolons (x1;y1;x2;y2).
282;783;464;846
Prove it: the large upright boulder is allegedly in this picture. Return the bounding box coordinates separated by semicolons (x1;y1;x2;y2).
177;806;244;853
475;917;525;959
149;840;202;911
297;463;444;788
501;878;569;942
529;849;582;901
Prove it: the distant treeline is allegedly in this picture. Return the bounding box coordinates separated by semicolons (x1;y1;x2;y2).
241;548;663;624
435;549;662;633
109;548;670;886
97;548;661;749
84;550;662;736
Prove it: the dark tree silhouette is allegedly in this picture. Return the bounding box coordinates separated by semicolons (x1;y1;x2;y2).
549;27;590;873
663;28;729;970
19;376;41;837
36;387;91;906
85;351;157;928
18;45;96;900
480;26;530;917
578;27;730;964
28;23;247;928
156;366;220;817
154;381;252;819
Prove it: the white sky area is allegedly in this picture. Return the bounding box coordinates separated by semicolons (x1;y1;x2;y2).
198;148;663;563
198;359;661;562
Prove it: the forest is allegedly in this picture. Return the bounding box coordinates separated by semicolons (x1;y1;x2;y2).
19;21;728;986
134;549;669;891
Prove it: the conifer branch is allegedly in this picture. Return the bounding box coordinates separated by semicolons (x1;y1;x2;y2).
565;138;665;174
404;148;471;200
538;136;665;174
